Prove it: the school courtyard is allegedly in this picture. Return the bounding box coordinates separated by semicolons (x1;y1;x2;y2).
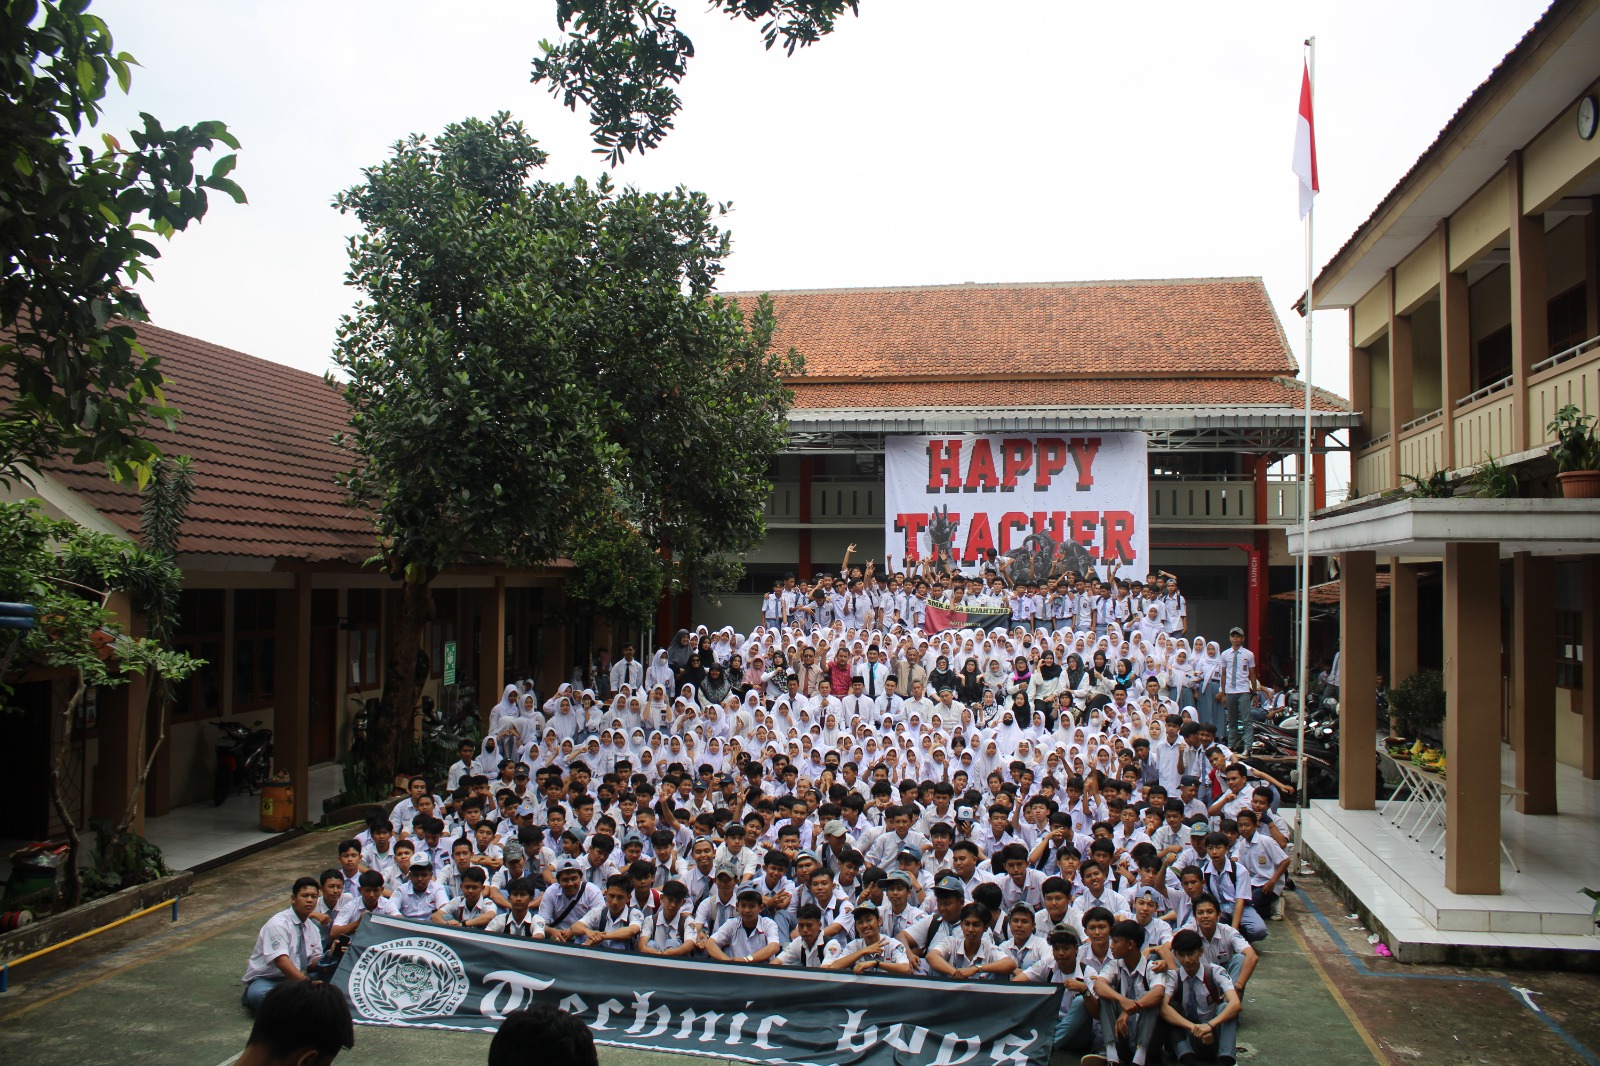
0;826;1594;1066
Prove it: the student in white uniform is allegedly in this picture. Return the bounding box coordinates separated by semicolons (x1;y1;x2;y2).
241;878;336;1012
1159;928;1242;1065
928;903;1018;980
824;902;912;974
638;881;697;957
701;888;783;964
570;874;643;951
1090;919;1167;1066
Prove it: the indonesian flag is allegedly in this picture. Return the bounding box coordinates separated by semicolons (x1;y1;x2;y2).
1293;59;1319;219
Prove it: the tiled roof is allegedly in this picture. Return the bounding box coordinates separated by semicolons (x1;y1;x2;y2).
34;322;374;563
789;376;1347;412
727;278;1299;381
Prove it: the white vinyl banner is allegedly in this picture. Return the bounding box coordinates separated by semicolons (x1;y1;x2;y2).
883;433;1149;582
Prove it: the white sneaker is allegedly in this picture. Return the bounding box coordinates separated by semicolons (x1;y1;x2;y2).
1270;897;1285;921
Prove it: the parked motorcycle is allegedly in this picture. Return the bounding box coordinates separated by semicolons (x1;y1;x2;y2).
211;719;274;806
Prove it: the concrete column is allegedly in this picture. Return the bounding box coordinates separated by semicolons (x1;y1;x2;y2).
1388;559;1418;686
1439;222;1469;470
477;578;506;725
1582;558;1600;780
1389;273;1415;433
1511;553;1556;814
274;570;312;823
1585;201;1599;339
1338;551;1377;809
1351;344;1372;458
1443;542;1501;895
541;584;568;696
1312;433;1327;511
1507;151;1547;452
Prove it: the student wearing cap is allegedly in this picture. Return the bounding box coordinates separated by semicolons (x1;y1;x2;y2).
694;860;742;938
879;871;922;939
638;881;697;957
702;887;783;964
825;901;912;975
899;875;966;975
1128;885;1177;969
538;860;605;941
393;857;450;920
1159;928;1242;1066
893;843;934;901
570;874;644;951
713;822;760;883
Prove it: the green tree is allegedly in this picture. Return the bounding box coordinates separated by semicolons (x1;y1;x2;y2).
0;493;199;906
331;113;797;782
1;0;244;486
533;0;859;162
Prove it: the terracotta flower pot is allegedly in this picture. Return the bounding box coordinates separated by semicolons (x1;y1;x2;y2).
1557;470;1600;498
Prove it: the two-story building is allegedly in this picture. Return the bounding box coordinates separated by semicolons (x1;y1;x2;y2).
684;277;1354;680
1292;0;1600;961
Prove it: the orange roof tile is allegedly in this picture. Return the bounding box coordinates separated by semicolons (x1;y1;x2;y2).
726;278;1298;382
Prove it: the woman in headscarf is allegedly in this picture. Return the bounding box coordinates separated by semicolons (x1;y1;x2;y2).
700;663;732;708
487;684;520;736
928;655;959;699
955;657;985;706
1195;639;1223;730
711;627;735;666
474;734;505;776
1027;647;1065;730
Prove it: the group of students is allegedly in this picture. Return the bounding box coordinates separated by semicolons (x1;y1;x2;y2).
246;565;1290;1066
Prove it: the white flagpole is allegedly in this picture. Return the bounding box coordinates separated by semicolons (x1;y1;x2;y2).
1295;36;1316;827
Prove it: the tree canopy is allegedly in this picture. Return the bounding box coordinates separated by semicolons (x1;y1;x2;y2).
533;0;859;163
1;0;243;486
331;112;798;777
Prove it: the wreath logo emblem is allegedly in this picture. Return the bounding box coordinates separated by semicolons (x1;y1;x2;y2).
348;937;470;1022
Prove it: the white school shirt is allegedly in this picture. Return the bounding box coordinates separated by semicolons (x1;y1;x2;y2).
1218;646;1256;695
931;933;1009;977
578;902;643;950
776;935;842;968
641;908;693;952
1179;920;1251;970
1233;832;1288;888
839;935;910;968
486;910;542;938
1165;962;1235;1022
332;894;400;927
437;895;499;924
999;933;1049;970
394;881;450;919
711;916;781;958
242;908;321;984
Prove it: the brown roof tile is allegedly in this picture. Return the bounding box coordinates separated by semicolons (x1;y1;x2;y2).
31;322;374;563
726;278;1298;381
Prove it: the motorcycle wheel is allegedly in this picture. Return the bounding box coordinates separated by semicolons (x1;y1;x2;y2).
246;760;270;794
212;765;230;806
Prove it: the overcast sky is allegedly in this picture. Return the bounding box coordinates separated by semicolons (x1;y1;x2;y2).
90;0;1551;495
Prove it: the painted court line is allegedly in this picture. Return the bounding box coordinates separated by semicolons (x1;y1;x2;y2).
1293;888;1600;1066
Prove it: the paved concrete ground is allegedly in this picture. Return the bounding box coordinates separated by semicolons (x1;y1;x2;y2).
0;826;1596;1064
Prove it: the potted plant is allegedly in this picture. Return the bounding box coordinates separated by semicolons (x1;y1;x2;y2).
1547;404;1600;498
1387;669;1446;746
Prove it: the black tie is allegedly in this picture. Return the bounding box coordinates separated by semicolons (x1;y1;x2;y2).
867;667;876;698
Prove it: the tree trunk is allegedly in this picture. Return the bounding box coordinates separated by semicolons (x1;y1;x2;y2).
116;676;170;835
46;674;88;909
370;576;435;788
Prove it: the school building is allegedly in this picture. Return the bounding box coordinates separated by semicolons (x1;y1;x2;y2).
690;277;1355;679
1291;0;1600;960
3;323;585;839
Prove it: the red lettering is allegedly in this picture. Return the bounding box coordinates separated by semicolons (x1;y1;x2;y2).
1068;437;1101;491
1000;439;1031;491
1032;511;1067;542
927;439;963;492
895;513;930;559
963;512;996;559
997;512;1029;553
963;439;999;492
1070;511;1099;558
1102;511;1136;565
1035;438;1067;490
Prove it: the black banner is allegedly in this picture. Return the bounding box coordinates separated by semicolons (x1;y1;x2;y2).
332;915;1058;1066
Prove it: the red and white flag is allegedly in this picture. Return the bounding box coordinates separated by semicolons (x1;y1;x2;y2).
1293;59;1319;219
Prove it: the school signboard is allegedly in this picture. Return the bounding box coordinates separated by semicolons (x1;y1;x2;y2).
883;433;1149;582
334;914;1059;1066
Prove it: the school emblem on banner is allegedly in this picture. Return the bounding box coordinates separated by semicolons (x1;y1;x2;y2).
347;935;471;1023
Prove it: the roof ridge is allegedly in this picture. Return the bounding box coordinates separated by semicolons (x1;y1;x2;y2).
720;277;1267;298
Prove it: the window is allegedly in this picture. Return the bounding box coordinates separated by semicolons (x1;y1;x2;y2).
173;590;224;719
1475;325;1512;391
734;564;798;595
347;590;381;689
1556;610;1583;691
1548;285;1589;356
233;589;277;710
1177;574;1230;601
